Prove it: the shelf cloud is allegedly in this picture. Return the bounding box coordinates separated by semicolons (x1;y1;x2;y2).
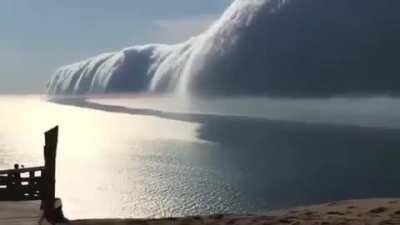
47;0;400;97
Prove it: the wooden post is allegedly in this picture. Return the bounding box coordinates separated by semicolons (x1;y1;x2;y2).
43;126;58;223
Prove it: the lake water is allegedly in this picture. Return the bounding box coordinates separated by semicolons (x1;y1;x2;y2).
1;95;400;219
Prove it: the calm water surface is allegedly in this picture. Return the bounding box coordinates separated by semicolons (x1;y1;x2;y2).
1;95;400;219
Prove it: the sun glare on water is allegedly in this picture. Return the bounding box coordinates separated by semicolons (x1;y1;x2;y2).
0;95;204;218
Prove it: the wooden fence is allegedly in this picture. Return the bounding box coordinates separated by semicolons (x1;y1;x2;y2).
0;126;59;222
0;166;46;201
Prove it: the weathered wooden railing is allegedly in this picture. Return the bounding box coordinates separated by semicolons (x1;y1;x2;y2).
0;166;46;200
0;126;59;223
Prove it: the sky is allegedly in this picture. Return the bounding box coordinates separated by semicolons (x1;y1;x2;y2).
0;0;231;94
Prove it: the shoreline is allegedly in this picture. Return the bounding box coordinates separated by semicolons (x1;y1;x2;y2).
69;198;400;225
1;198;400;224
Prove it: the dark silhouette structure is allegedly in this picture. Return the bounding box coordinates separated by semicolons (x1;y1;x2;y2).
0;126;61;224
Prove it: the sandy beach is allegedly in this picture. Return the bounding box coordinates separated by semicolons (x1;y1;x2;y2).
2;197;400;224
70;198;400;225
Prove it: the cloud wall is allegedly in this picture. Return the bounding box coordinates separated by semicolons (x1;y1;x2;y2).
47;0;400;97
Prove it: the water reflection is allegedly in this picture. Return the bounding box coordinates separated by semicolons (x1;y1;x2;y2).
54;97;400;212
0;96;203;218
1;95;400;219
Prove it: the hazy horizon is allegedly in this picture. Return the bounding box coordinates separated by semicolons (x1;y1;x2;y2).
0;0;230;94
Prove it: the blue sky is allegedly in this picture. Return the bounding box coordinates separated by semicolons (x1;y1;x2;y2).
0;0;231;94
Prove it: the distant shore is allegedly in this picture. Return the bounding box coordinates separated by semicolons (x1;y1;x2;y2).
70;198;400;225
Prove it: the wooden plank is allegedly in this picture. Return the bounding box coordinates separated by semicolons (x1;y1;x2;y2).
0;195;42;202
0;177;43;185
0;201;41;225
0;180;43;201
0;167;45;175
0;191;42;201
